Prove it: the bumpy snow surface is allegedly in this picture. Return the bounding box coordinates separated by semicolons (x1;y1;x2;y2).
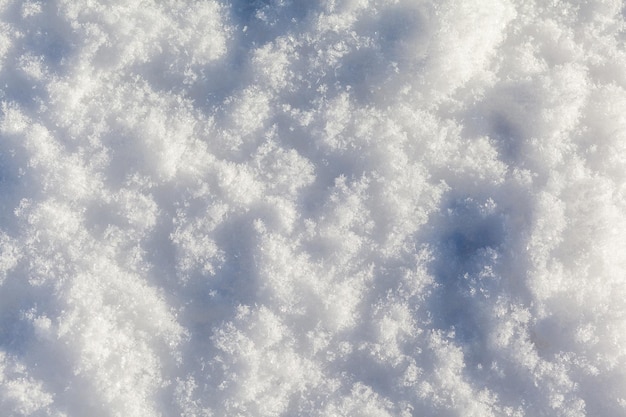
0;0;625;416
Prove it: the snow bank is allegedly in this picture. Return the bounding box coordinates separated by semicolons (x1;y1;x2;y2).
0;0;625;416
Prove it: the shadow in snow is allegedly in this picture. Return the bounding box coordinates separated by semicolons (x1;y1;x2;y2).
424;196;507;347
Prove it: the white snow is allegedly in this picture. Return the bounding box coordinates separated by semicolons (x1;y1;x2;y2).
0;0;625;416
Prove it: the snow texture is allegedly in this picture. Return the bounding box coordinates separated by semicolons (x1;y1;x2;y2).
0;0;625;416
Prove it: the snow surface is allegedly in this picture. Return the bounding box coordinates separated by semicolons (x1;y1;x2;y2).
0;0;625;416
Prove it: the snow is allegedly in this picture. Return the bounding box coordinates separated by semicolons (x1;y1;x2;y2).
0;0;625;416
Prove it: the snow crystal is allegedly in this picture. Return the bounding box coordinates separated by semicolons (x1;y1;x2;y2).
0;0;625;416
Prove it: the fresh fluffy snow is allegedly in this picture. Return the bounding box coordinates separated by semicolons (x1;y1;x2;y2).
0;0;625;416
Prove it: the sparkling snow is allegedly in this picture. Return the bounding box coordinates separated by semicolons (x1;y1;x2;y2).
0;0;625;416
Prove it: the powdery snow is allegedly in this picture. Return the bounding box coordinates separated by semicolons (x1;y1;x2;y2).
0;0;625;416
